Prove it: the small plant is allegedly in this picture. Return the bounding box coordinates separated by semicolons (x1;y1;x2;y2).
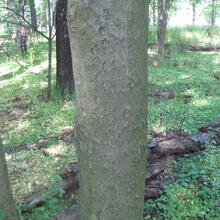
144;145;220;219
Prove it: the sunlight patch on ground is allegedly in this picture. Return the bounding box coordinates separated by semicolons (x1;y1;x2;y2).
179;73;191;79
192;98;209;107
28;57;56;73
0;64;18;77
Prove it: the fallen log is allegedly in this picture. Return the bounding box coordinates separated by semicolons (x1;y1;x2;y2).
24;118;220;217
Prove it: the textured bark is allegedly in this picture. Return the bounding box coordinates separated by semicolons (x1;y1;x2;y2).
19;0;27;54
157;0;171;61
56;0;74;96
0;140;19;220
67;1;149;220
29;0;37;31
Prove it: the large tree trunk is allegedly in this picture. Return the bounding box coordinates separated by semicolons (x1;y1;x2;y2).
0;140;19;220
56;0;74;96
67;1;149;219
19;0;27;55
29;0;37;31
192;3;196;24
157;0;170;61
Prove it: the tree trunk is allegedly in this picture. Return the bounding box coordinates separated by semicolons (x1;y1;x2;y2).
157;0;170;61
192;3;196;24
0;140;19;220
56;0;74;96
152;0;157;26
47;0;52;99
19;0;27;55
211;0;216;26
29;0;37;31
67;1;149;219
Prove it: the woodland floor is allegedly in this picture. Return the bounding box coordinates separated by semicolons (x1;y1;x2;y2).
0;40;220;219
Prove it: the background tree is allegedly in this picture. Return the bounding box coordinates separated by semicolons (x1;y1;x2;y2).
203;0;220;26
56;0;74;96
0;0;56;98
0;140;19;220
19;0;27;54
29;0;37;31
157;0;173;60
67;0;149;219
188;0;202;24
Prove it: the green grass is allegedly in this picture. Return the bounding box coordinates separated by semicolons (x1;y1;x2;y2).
0;27;219;219
147;27;220;219
0;41;76;219
148;48;220;134
149;25;220;47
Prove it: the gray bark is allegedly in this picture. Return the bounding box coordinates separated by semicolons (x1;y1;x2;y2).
157;0;171;61
192;3;196;24
67;1;149;220
0;140;19;220
19;0;27;54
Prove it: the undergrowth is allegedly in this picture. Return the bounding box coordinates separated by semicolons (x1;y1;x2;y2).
0;26;219;219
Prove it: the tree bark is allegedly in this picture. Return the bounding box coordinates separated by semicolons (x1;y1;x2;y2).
157;0;171;61
0;140;19;220
192;3;196;24
19;0;27;55
29;0;37;31
56;0;74;96
67;1;149;219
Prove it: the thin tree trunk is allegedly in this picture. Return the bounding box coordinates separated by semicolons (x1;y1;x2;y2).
211;0;216;26
192;3;196;24
29;0;37;31
152;0;157;26
0;140;19;220
157;0;170;61
67;0;149;219
19;0;27;55
47;0;52;99
56;0;74;96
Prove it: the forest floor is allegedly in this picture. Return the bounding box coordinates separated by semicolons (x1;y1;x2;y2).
0;40;220;219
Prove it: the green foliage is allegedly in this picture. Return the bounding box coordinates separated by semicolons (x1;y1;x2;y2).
203;0;220;25
22;177;67;220
145;145;220;219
